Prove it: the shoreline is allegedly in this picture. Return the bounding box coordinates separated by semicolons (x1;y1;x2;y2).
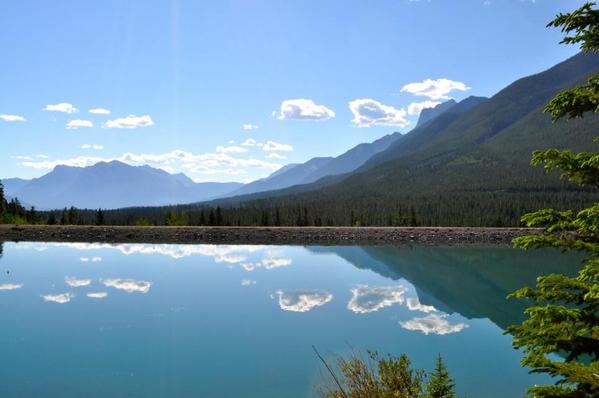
0;225;540;246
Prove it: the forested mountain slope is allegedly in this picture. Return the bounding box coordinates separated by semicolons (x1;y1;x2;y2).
204;52;599;226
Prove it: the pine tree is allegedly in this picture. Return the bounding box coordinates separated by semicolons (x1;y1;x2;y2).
95;209;105;226
0;180;6;216
426;355;456;398
507;3;599;397
215;206;223;225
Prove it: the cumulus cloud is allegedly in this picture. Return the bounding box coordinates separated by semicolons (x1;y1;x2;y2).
103;278;152;293
81;144;104;150
66;119;94;129
347;285;405;314
0;283;24;290
0;114;26;122
89;108;111;115
242;124;259;131
276;99;335;121
405;297;437;313
65;277;92;288
42;292;74;304
349;99;409;128
44;102;78;113
87;292;108;299
262;141;293;152
400;314;468;335
103;115;154;129
400;78;470;100
216;145;248;154
241;279;256;286
407;100;442;116
275;290;333;312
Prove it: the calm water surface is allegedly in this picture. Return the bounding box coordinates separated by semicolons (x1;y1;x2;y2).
0;242;578;397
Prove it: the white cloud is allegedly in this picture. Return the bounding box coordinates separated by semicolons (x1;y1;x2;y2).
81;144;104;150
103;278;152;293
103;115;154;129
216;145;248;154
17;148;283;178
405;297;437;313
400;314;468;335
276;99;335;121
66;119;94;129
0;283;24;290
347;285;405;314
44;102;78;113
241;138;257;147
400;78;470;100
65;277;91;288
0;114;26;122
242;124;259;131
349;99;409;128
407;100;442;116
87;292;108;299
275;290;333;312
266;153;286;160
36;154;48;159
89;108;111;115
241;279;256;286
42;292;74;304
262;140;293;152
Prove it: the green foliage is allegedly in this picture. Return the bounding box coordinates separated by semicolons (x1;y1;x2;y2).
507;3;599;397
426;355;456;398
320;352;457;398
547;2;599;54
165;210;188;226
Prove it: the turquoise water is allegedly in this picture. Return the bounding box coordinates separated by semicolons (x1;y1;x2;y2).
0;242;579;397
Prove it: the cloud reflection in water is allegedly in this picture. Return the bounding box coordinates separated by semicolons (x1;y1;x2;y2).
275;290;333;312
347;285;406;314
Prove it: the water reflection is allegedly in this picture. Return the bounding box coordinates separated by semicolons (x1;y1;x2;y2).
308;246;580;330
103;278;152;293
405;297;437;313
275;290;333;312
86;291;108;299
0;241;578;398
347;285;405;314
65;277;91;287
42;292;73;304
400;313;468;335
0;283;23;291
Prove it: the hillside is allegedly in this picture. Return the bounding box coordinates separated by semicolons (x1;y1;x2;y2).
225;131;404;197
197;52;599;226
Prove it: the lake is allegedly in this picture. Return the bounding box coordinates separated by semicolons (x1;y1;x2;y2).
0;242;579;397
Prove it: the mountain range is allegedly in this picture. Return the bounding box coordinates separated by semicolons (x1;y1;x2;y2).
2;161;242;209
202;51;598;226
2;52;598;216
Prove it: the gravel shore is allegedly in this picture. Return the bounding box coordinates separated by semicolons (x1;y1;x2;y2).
0;225;540;246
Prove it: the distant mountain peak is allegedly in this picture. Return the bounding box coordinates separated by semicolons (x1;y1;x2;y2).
416;99;457;127
3;161;243;209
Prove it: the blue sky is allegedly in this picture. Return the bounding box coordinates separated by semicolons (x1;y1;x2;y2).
0;0;585;182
